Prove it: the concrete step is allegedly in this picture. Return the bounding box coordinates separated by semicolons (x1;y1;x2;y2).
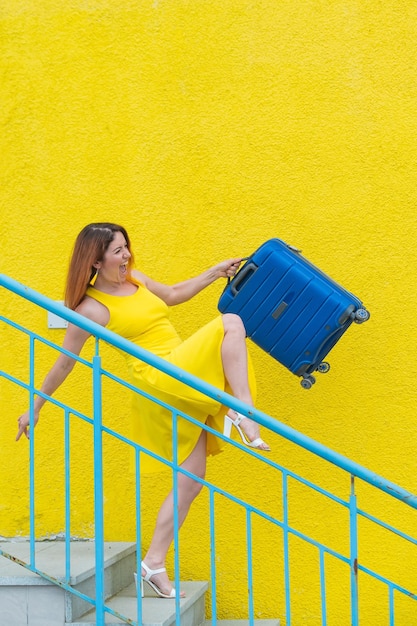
70;580;208;626
0;541;279;626
0;540;136;625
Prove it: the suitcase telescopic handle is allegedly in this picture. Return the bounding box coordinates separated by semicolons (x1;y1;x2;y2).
230;261;258;296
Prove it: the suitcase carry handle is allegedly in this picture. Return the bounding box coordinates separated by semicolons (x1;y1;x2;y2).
230;261;258;296
226;256;250;286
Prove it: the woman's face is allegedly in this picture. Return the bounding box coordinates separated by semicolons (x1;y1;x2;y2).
98;230;131;281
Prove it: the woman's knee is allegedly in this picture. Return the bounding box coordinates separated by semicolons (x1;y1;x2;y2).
222;313;246;336
178;472;204;502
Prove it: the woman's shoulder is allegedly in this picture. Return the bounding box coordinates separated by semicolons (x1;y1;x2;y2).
76;294;109;326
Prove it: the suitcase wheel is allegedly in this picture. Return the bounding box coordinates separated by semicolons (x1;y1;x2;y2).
353;308;370;324
317;361;331;374
301;375;316;389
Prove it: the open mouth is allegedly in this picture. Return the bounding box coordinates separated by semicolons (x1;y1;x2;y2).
120;263;128;274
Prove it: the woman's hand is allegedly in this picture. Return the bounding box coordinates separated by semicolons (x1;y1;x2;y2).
214;258;243;280
16;409;39;441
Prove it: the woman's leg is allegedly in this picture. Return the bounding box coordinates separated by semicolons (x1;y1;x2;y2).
221;313;269;449
142;429;207;595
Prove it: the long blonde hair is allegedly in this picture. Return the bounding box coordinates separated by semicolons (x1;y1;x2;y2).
65;223;135;310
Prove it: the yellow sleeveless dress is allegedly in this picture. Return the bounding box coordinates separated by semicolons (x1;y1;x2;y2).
86;282;256;473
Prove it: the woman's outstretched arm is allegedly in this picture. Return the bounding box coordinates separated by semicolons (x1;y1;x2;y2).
132;258;242;306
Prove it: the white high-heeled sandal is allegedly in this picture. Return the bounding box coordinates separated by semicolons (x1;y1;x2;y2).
135;561;183;599
223;413;270;451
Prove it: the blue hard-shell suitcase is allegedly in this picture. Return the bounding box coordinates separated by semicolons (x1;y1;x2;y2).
218;238;370;388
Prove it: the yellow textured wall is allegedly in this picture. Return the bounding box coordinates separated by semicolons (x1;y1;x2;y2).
1;1;416;623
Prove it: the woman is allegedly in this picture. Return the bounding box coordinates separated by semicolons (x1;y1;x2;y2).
16;222;269;599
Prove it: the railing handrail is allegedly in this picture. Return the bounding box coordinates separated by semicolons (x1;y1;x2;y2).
1;272;416;510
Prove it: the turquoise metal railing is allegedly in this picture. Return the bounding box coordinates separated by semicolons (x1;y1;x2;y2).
0;274;416;626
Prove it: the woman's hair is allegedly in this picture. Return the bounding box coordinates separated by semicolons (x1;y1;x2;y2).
65;223;135;310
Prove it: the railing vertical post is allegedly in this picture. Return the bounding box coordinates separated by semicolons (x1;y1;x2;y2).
64;408;71;582
135;448;142;626
209;488;217;625
29;334;36;568
283;472;291;626
93;349;105;626
388;584;395;626
319;548;327;626
172;411;181;624
246;509;254;625
349;475;359;626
